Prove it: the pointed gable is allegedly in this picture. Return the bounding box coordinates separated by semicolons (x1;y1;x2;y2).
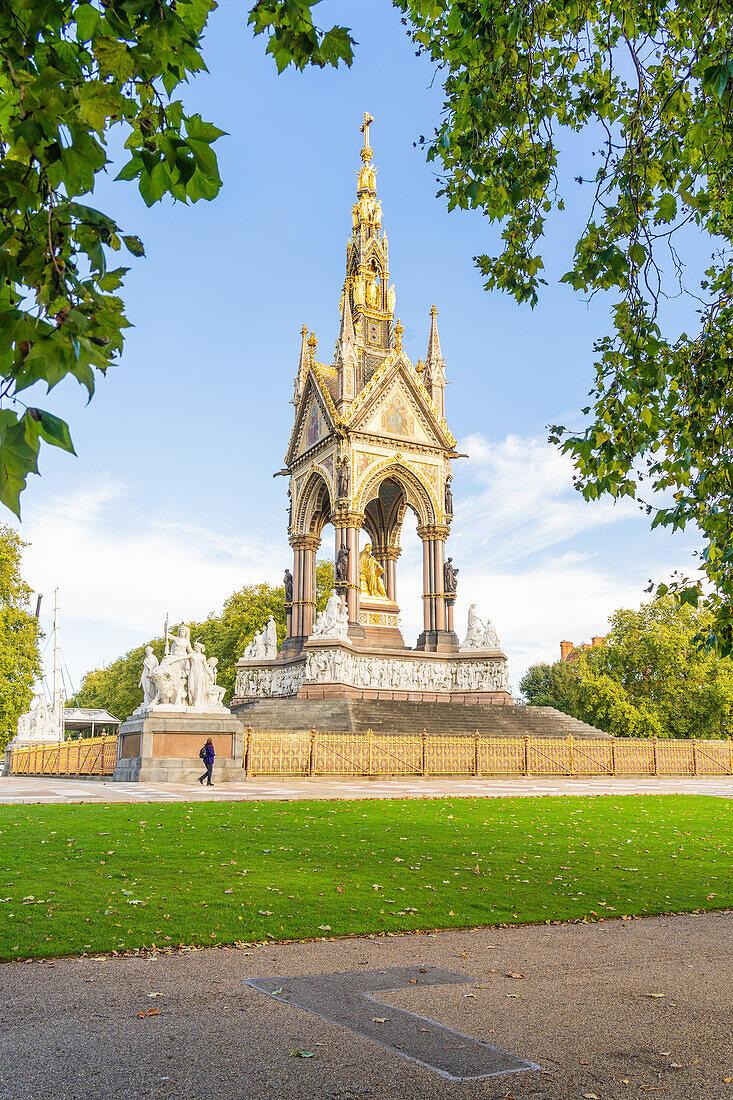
285;367;338;465
344;353;456;449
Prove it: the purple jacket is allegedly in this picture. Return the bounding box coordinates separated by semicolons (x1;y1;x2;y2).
203;743;215;764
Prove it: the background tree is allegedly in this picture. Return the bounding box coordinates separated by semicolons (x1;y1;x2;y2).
0;524;41;750
0;1;353;515
75;560;334;718
394;0;733;650
521;595;733;737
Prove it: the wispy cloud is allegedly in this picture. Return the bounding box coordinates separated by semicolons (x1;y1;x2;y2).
14;433;697;694
17;476;284;683
453;432;639;565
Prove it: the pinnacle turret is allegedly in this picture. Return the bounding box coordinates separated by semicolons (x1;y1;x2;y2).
293;322;309;405
339;284;356;347
424;305;447;417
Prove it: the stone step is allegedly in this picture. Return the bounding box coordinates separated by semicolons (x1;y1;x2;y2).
232;699;610;739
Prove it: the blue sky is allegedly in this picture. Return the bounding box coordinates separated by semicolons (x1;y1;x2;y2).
12;0;701;701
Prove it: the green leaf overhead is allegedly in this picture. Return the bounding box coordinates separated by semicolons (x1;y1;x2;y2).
0;0;351;517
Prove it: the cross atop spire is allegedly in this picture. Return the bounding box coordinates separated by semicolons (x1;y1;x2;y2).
360;111;374;163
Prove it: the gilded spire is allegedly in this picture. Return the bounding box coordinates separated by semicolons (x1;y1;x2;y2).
426;304;442;364
308;331;317;365
424;305;447;417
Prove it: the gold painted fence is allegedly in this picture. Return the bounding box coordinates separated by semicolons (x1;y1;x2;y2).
242;729;733;778
8;730;733;779
10;736;117;777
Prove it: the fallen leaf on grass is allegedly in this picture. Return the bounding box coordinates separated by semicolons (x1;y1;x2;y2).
372;1017;388;1023
137;1008;160;1018
647;993;665;999
146;992;163;998
290;1050;315;1058
723;1078;732;1084
583;1094;600;1099
271;988;283;995
506;973;526;979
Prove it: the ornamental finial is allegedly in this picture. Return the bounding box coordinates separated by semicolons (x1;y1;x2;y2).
394;318;404;351
308;331;317;364
360;111;374;163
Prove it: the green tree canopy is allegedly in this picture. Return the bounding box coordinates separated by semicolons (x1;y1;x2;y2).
75;560;333;720
0;524;41;750
521;595;733;737
0;0;353;516
395;0;733;650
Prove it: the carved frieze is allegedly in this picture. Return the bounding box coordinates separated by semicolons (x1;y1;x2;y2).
235;649;509;699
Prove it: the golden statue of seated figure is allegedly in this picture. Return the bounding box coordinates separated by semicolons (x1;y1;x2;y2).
359;543;388;598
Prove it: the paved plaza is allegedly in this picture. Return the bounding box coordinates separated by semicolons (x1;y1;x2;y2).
0;911;729;1099
0;774;732;803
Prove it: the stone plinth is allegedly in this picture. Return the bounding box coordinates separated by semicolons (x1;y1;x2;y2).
113;711;244;783
357;596;405;649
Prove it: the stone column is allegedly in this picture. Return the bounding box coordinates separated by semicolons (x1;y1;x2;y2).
301;536;319;638
415;524;456;652
326;510;367;641
286;547;297;638
283;534;319;656
433;537;447;632
421;535;431;632
382;547;401;603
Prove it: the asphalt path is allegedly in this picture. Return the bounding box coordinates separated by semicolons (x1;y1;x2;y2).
0;911;730;1100
1;775;732;803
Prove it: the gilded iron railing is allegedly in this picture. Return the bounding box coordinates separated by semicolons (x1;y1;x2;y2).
8;730;733;779
9;735;117;777
242;729;733;779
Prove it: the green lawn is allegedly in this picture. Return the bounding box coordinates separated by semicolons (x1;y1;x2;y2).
0;795;729;960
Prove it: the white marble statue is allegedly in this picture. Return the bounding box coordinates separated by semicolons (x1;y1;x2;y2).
140;646;159;707
265;615;278;659
482;618;501;649
136;621;230;714
206;657;226;707
462;603;485;649
188;642;209;707
14;693;60;744
310;589;349;640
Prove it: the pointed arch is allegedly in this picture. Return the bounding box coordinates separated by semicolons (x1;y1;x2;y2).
356;458;437;528
293;469;332;537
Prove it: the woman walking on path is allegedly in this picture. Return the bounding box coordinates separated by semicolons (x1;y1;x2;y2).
198;738;215;786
